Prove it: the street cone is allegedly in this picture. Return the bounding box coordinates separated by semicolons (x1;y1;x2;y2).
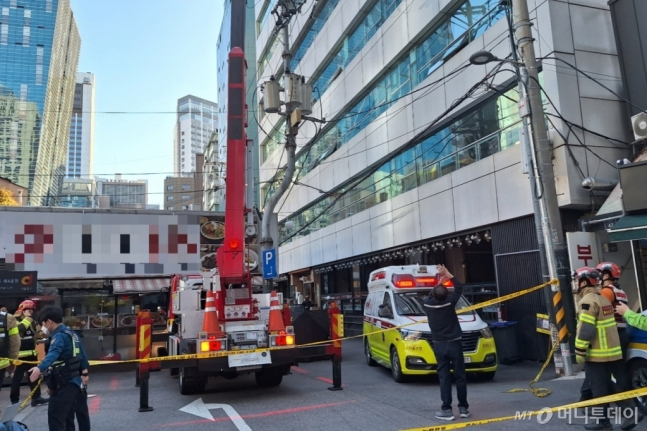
202;290;225;338
282;302;291;327
268;290;285;333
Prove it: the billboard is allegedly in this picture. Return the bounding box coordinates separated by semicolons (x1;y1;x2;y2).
0;271;39;295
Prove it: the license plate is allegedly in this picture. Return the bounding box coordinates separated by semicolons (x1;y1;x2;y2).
464;356;472;363
228;350;272;368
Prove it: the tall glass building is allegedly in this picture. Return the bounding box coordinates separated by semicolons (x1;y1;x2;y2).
0;0;81;206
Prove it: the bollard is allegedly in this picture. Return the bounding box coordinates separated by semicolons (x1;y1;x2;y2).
327;302;343;391
136;311;154;411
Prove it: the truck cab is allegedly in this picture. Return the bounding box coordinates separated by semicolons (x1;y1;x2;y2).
363;265;497;382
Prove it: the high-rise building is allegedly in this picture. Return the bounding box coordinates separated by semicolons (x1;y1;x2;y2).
0;0;81;206
173;95;217;175
215;0;258;211
66;72;95;179
96;175;148;209
59;177;98;208
163;172;202;211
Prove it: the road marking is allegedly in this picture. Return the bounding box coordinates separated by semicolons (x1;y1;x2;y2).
290;366;309;374
109;377;119;391
180;398;251;430
89;395;101;414
167;401;352;427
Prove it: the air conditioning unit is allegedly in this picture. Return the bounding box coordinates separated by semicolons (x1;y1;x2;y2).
631;112;647;140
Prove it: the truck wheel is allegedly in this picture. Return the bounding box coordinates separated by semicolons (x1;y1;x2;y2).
255;369;283;387
390;347;408;383
179;367;205;395
630;358;647;414
365;339;377;367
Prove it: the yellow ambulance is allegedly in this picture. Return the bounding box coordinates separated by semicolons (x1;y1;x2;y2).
363;265;497;382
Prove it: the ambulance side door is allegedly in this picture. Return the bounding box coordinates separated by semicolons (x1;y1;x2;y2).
374;291;394;362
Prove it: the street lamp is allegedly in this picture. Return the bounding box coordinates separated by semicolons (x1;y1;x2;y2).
468;50;524;67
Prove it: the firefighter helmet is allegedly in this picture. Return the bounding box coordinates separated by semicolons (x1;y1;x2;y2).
17;299;36;313
596;262;621;280
572;267;600;288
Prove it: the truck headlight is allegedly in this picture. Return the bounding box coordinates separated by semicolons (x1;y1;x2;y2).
400;329;422;341
481;328;493;339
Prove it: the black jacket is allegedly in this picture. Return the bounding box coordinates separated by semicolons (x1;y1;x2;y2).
423;278;464;342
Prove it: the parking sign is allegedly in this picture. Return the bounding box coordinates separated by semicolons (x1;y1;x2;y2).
262;248;278;279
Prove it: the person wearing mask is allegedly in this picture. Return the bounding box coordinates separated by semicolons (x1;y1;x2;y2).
28;306;90;431
596;262;630;354
302;296;313;311
423;265;468;421
572;267;642;430
10;300;48;406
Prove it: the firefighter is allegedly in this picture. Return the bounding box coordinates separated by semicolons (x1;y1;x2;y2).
596;262;630;355
573;267;642;430
0;307;20;396
28;306;90;431
10;300;48;406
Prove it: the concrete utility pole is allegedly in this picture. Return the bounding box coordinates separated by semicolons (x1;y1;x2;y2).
260;1;311;293
512;0;575;376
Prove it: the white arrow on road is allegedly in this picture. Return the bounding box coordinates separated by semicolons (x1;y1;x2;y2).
180;398;252;431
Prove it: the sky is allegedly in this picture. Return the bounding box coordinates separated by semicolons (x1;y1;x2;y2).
69;0;225;208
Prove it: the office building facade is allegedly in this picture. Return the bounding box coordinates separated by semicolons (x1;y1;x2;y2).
0;0;81;205
66;72;95;179
215;0;259;211
96;176;147;209
173;95;217;175
59;177;98;208
164;172;202;211
256;0;632;359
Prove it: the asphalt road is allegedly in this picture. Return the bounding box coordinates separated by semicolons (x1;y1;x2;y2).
6;339;647;430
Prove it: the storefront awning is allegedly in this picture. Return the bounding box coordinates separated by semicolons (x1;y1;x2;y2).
608;214;647;242
112;278;170;294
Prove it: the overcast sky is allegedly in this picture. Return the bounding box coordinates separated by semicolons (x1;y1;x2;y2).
70;0;225;208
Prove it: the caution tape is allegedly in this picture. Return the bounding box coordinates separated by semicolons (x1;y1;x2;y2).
19;377;42;411
504;337;559;398
1;279;557;368
401;386;647;431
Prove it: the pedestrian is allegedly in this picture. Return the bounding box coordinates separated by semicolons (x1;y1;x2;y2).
423;264;469;421
302;296;312;311
28;306;90;431
0;308;21;394
11;300;48;406
572;267;642;431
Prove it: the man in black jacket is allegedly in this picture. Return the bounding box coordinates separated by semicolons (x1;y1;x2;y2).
424;265;468;421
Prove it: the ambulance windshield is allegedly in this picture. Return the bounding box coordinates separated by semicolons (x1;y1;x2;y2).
394;291;471;316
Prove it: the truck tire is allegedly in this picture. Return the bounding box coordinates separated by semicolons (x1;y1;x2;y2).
255;369;284;387
179;367;205;395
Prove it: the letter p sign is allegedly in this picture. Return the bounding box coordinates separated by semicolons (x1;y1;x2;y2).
262;248;278;279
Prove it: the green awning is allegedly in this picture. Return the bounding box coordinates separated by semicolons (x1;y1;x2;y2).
608;214;647;242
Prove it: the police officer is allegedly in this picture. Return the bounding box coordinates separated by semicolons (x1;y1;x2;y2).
10;300;48;406
573;267;641;430
0;307;20;394
28;306;90;431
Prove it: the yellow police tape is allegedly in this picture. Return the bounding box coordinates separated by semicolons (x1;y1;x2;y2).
19;378;42;411
1;279;558;368
401;386;647;431
504;338;559;398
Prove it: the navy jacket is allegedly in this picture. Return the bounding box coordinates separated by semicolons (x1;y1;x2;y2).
423;278;464;342
38;324;89;387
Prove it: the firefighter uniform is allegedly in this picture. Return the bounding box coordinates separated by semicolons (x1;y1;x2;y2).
0;312;21;390
600;283;630;356
38;324;90;431
575;286;637;429
10;316;43;404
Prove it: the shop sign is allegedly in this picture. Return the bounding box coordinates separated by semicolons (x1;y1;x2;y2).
0;271;39;294
566;232;600;269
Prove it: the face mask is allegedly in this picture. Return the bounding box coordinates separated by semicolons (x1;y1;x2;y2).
41;325;49;336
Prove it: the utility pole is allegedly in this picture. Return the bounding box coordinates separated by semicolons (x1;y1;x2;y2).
512;0;575;376
260;1;316;293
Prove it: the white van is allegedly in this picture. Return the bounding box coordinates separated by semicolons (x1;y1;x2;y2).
363;265;497;382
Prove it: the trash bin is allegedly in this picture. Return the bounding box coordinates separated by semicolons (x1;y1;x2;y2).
489;321;519;365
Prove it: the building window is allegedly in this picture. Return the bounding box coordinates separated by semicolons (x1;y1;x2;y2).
181;205;188;210
167;196;174;201
182;195;190;200
167;206;173;210
167;185;174;191
181;184;190;190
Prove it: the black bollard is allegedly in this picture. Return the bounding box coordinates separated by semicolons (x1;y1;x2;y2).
328;354;342;391
138;370;154;412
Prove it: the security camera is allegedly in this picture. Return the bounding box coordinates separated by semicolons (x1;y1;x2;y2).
581;177;618;191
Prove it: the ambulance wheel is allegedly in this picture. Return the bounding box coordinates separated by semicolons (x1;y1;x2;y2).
630;358;647;414
365;339;377;367
255;369;283;387
390;347;407;383
179;367;205;395
477;371;496;381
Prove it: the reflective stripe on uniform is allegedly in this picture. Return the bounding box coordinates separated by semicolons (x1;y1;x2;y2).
8;327;18;336
588;346;623;357
580;314;596;325
0;359;9;368
18;350;37;358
